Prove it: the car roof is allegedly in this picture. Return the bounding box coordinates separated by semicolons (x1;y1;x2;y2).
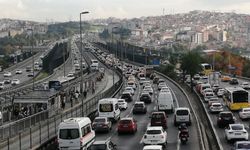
176;107;190;110
147;126;163;130
143;145;162;149
120;117;133;120
135;101;144;104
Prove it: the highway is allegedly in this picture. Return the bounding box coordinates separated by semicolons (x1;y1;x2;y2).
193;73;250;150
92;48;201;150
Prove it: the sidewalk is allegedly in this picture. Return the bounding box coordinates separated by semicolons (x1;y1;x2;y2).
0;69;120;150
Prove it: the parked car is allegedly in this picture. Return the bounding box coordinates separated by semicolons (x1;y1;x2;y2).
142;126;167;147
217;111;235;128
92;117;112;133
90;139;117;150
225;124;248;142
15;69;22;74
117;117;137;134
150;111;168;129
3;71;11;77
133;102;147;114
239;107;250;120
117;99;128;110
11;79;20;85
140;92;152;103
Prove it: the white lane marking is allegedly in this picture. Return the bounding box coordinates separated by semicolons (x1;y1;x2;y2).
177;134;180;150
170;88;179;108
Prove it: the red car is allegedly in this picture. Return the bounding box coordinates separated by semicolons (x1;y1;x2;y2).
150;111;168;129
117;117;137;134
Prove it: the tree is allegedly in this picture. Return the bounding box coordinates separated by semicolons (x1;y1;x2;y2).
180;51;201;91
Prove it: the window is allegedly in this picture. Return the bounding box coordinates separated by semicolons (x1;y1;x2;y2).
233;91;248;103
231;125;243;130
99;104;113;112
59;129;79;139
147;130;161;134
115;103;119;110
81;124;92;137
176;110;189;115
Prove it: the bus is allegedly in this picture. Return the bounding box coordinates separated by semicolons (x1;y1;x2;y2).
223;87;250;110
200;63;212;76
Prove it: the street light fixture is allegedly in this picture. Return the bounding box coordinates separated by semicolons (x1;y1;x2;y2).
111;27;119;85
80;11;89;116
27;28;35;91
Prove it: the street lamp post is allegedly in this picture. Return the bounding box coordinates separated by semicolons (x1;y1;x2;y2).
28;29;35;91
80;11;89;116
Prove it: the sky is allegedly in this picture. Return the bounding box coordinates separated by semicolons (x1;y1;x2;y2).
1;0;250;22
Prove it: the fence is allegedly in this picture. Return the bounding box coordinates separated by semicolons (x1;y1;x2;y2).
0;67;123;150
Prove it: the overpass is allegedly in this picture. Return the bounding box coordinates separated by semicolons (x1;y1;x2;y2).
21;46;49;52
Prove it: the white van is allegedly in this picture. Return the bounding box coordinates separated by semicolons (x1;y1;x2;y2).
57;117;95;150
174;107;191;126
157;91;174;112
90;63;99;71
98;98;120;122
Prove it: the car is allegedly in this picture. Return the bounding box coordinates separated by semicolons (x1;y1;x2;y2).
240;82;250;90
139;77;146;85
117;99;128;110
15;69;22;74
150;111;168;129
26;66;32;72
217;111;235;128
201;88;213;96
117;117;137;134
208;97;220;108
209;102;224;113
225;124;248;142
158;82;167;91
143;86;153;95
27;72;34;77
92;117;112;132
3;79;11;84
158;79;165;85
142;81;151;88
160;86;170;92
3;72;11;77
127;81;136;90
239;107;250;120
153;77;160;84
133;101;147;114
174;107;191;126
67;72;75;78
212;84;219;92
142;126;167;147
124;87;135;95
143;145;163;150
217;88;225;97
204;92;215;102
193;74;200;80
11;79;20;85
140;92;152;103
233;141;250;150
221;75;231;82
90;139;117;150
230;78;239;85
0;82;4;90
120;92;133;102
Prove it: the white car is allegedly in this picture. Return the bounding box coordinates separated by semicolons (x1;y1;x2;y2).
202;88;213;96
143;86;153;95
225;124;248;142
15;69;22;74
160;86;170;92
117;99;128;110
158;83;167;91
143;145;163;150
209;103;224;113
124;87;135;95
204;92;215;102
142;126;167;147
3;72;12;77
217;89;225;97
212;84;219;91
139;77;146;85
239;107;250;120
11;79;20;85
240;82;250;90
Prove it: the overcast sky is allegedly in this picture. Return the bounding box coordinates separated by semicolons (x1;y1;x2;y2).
1;0;250;22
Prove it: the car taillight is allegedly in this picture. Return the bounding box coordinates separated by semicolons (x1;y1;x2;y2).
144;135;147;139
243;131;247;134
218;117;221;120
228;132;233;134
80;137;84;145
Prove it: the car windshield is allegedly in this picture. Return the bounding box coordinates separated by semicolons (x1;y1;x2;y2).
221;113;233;118
119;120;132;124
135;104;143;108
152;113;164;119
121;94;130;98
90;144;107;150
176;110;188;115
231;125;243;130
213;104;221;107
237;143;250;149
99;104;113;112
118;100;124;103
147;130;161;134
59;129;79;139
94;118;105;123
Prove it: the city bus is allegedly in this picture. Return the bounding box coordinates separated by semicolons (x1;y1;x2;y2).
200;63;212;76
223;87;250;110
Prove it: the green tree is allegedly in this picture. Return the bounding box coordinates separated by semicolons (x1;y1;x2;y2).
180;51;201;91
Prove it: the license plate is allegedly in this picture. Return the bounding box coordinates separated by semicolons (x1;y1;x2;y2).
235;133;241;135
123;125;128;127
151;140;158;142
